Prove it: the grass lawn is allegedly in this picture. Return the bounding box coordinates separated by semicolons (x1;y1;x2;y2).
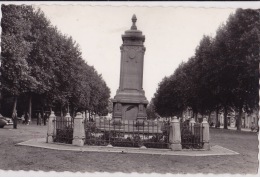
0;122;258;174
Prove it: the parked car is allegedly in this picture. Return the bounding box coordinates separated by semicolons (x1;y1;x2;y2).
0;114;13;128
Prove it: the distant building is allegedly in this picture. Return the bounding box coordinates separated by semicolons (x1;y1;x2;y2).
244;110;258;128
158;117;169;122
182;108;193;119
182;108;207;123
182;108;259;129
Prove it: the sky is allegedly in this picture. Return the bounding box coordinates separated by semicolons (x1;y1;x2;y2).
36;5;235;102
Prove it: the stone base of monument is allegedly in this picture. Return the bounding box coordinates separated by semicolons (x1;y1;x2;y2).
72;139;84;147
113;119;122;125
135;120;145;127
170;143;182;151
46;136;53;143
203;143;210;150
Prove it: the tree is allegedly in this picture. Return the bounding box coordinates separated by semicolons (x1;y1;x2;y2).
221;9;260;130
153;64;186;118
25;8;52;120
153;9;259;130
1;5;38;116
146;98;158;120
1;5;111;118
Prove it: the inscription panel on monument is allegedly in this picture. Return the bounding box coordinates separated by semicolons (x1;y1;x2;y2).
122;46;142;90
123;104;138;120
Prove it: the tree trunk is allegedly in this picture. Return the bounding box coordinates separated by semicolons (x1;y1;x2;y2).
72;105;75;118
0;92;2;114
237;107;242;131
215;108;219;128
12;97;18;129
224;107;228;129
208;111;211;123
12;96;18;117
195;113;198;122
28;94;32;122
41;107;44;117
60;105;63;117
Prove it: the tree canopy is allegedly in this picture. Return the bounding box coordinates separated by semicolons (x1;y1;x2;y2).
1;5;111;117
153;9;259;130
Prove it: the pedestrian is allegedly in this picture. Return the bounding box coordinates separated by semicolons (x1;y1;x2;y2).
21;114;25;124
251;122;255;132
25;112;29;125
12;110;18;129
37;113;42;125
39;113;42;125
43;112;48;126
215;120;220;128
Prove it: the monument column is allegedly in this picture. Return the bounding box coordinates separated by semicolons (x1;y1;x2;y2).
112;15;148;122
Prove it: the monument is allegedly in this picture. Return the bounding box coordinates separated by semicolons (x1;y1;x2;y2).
112;15;148;122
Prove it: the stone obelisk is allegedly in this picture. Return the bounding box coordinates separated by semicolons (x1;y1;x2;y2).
112;15;148;122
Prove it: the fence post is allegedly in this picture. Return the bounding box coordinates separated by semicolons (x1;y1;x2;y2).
202;117;210;150
169;116;182;151
46;111;56;143
65;112;72;127
72;112;85;146
189;118;196;134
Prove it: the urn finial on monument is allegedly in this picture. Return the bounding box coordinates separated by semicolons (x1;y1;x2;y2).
131;14;137;30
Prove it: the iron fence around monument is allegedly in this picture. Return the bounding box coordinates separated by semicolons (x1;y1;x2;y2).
84;119;170;149
180;122;204;149
53;116;74;144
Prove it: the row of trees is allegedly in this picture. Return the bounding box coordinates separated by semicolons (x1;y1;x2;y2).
0;5;111;119
153;9;259;130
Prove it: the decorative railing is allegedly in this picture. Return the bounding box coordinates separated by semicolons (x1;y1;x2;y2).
84;119;170;149
180;122;204;149
53;116;74;144
47;112;210;151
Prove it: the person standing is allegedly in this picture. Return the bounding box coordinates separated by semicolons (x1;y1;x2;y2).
39;113;42;125
21;114;25;124
37;113;42;125
25;112;29;125
12;110;17;129
43;113;48;126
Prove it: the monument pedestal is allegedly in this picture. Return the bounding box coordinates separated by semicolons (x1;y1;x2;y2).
112;100;148;122
112;15;148;122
